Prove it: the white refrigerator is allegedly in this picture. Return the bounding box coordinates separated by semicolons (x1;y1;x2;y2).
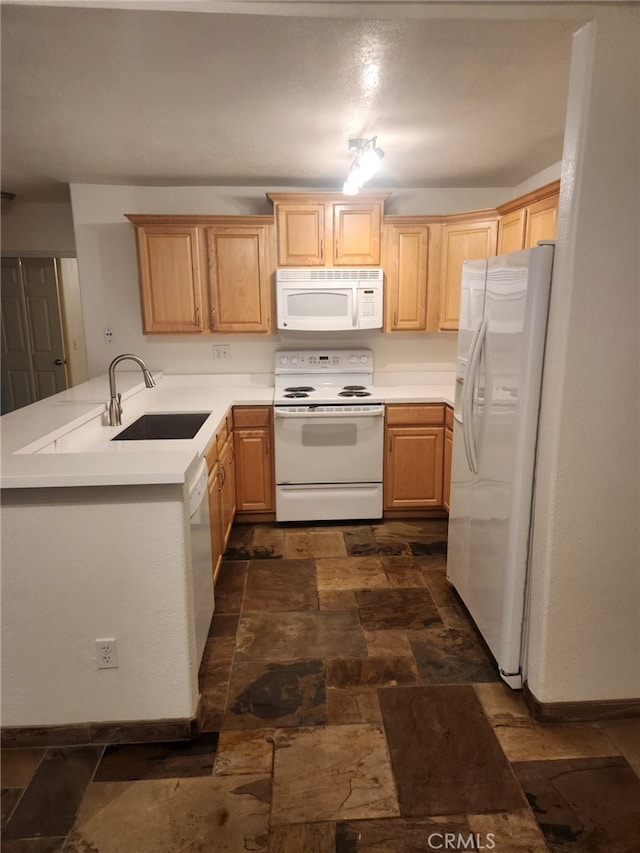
446;244;555;688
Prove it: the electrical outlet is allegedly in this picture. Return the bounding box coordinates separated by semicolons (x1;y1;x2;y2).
214;345;230;361
95;638;119;669
104;327;114;344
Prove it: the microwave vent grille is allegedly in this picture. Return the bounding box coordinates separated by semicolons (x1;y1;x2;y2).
277;268;383;282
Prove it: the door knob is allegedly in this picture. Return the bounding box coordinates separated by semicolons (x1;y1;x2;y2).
54;358;64;365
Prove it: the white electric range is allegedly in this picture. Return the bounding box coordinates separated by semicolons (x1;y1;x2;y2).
273;349;385;522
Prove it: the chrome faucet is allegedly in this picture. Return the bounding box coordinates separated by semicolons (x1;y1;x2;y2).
107;353;155;426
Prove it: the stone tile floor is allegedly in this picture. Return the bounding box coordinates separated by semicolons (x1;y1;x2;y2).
2;520;639;851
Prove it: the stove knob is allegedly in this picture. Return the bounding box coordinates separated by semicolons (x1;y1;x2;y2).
360;355;369;364
279;356;288;365
350;355;358;364
291;356;299;365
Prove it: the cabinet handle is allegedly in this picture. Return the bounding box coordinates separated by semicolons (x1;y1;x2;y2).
211;307;216;328
265;438;269;456
195;306;200;325
218;465;225;490
393;308;398;326
320;239;323;260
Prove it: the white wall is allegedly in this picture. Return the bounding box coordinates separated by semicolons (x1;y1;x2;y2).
70;183;513;380
526;9;640;704
1;484;199;726
1;201;76;256
67;173;559;381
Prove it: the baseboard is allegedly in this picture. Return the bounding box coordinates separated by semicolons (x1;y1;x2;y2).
382;509;448;520
1;698;205;749
234;511;276;523
523;684;640;723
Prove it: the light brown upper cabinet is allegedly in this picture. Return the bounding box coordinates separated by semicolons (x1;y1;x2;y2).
382;217;442;332
126;215;274;335
129;221;206;334
497;180;560;254
204;221;273;333
267;192;389;267
439;212;499;331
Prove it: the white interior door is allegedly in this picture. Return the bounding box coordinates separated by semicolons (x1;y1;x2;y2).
1;257;68;413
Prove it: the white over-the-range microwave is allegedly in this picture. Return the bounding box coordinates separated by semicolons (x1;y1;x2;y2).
276;268;383;331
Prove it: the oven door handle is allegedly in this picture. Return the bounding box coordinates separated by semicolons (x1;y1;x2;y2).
274;406;385;419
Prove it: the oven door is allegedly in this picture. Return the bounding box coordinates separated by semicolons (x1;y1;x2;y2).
274;405;384;484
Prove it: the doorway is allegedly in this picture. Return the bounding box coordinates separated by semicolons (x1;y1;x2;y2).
1;257;87;414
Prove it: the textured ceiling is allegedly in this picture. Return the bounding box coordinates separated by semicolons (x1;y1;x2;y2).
0;3;578;202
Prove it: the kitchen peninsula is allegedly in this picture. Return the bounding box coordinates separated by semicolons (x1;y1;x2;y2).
1;369;454;744
0;371;272;743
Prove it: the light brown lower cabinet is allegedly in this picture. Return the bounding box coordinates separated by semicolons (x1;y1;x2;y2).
205;411;236;584
218;433;236;547
233;406;275;515
384;404;445;511
207;459;225;584
443;406;454;512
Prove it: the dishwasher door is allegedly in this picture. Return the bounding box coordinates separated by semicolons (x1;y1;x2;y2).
188;458;214;665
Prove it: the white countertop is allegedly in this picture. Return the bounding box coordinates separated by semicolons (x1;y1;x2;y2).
1;372;454;490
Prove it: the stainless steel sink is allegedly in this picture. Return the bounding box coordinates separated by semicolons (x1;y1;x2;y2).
112;412;211;441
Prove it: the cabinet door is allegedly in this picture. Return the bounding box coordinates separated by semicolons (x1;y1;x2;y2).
383;222;429;331
234;428;274;512
525;194;559;248
333;202;382;265
274;203;325;266
206;225;272;333
207;462;225;584
497;208;526;255
439;218;498;331
136;226;205;334
384;426;444;509
219;435;236;546
443;425;453;512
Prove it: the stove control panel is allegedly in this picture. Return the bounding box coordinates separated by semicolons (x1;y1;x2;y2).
276;349;373;372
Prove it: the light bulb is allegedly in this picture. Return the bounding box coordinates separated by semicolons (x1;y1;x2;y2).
357;147;384;181
342;177;359;195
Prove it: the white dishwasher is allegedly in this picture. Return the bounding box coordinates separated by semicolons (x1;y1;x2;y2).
188;458;214;665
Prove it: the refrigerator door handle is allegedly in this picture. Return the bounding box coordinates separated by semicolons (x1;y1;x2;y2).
463;318;487;475
461;320;482;473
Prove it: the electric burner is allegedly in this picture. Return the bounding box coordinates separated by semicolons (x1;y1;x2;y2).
273;349;383;406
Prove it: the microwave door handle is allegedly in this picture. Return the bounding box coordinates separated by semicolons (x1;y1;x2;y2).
352;284;358;328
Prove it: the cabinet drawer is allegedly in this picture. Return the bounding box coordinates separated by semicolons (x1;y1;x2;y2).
445;405;453;430
233;406;271;428
385;404;445;426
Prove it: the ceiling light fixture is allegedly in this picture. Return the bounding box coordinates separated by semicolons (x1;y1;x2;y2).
342;137;384;196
